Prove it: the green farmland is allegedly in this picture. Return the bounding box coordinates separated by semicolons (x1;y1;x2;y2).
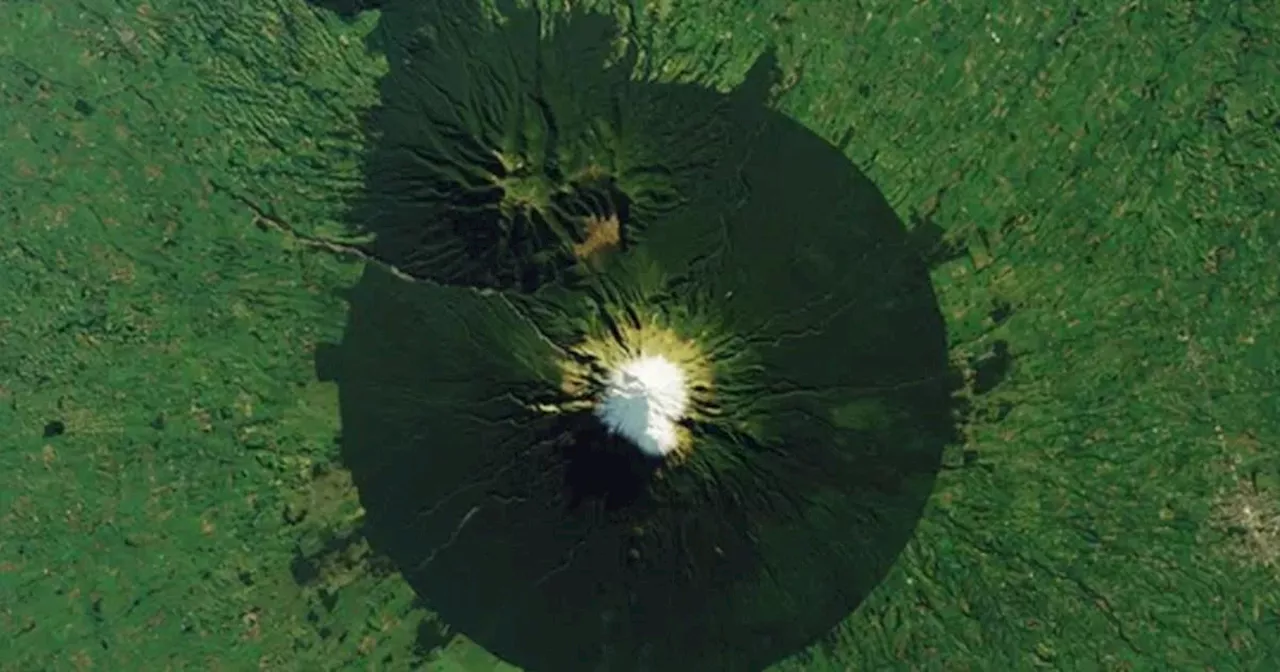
1;1;1277;670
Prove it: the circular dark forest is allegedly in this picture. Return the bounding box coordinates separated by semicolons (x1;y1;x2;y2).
314;1;961;670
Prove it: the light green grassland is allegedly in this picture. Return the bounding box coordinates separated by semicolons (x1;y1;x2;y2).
1;1;1277;670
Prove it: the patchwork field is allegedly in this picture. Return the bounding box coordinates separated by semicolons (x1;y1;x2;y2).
1;1;1276;669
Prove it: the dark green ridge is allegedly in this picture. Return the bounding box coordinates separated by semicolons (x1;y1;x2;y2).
343;0;757;292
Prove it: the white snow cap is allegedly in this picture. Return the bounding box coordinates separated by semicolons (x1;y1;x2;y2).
595;354;689;457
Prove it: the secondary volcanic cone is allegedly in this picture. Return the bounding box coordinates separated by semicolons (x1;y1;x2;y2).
343;0;751;292
324;2;959;670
